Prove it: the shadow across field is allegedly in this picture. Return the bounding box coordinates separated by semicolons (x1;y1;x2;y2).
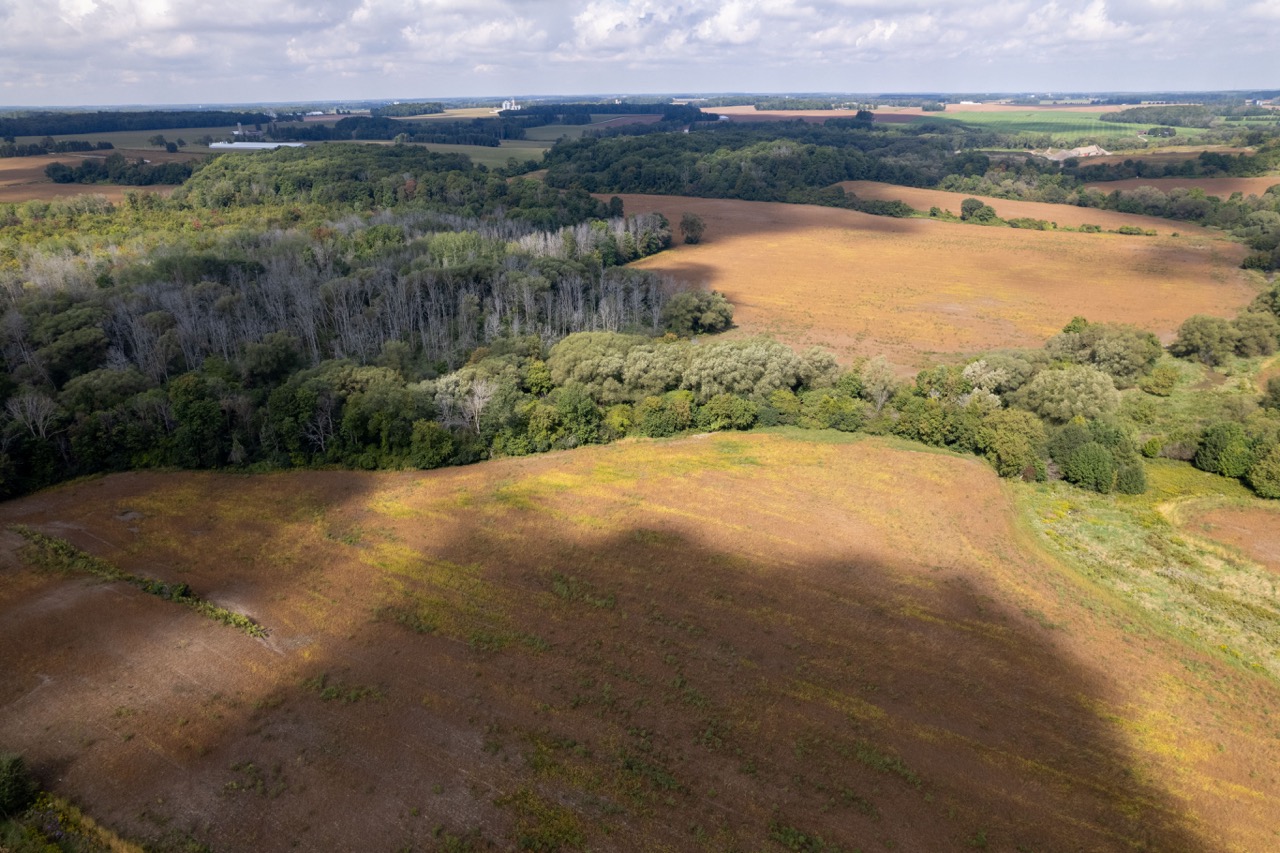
0;448;1227;852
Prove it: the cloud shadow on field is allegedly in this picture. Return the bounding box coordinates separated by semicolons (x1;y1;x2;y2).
0;459;1227;853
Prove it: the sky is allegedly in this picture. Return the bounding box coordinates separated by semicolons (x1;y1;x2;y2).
0;0;1276;107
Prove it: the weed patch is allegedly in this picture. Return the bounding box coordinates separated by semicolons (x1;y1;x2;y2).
12;526;267;638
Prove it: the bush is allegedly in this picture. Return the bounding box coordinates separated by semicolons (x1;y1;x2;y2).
1170;315;1240;366
1016;365;1119;423
1138;364;1180;396
1233;311;1280;357
1262;376;1280;411
1246;445;1280;498
1141;436;1164;458
1194;422;1254;477
1062;442;1117;493
700;394;757;431
1115;462;1148;494
977;408;1046;478
679;212;706;244
660;290;733;336
0;753;36;817
409;420;454;468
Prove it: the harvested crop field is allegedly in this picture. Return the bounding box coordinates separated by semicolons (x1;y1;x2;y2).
1189;505;1280;574
2;431;1278;852
0;154;177;203
1083;176;1280;198
837;180;1207;233
618;194;1253;369
1084;147;1254;167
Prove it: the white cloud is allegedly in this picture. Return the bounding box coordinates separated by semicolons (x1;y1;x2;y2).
0;0;1274;105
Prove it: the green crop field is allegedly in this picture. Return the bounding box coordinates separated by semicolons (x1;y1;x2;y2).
912;110;1211;142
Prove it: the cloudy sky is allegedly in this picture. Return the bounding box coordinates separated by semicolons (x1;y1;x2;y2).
0;0;1276;107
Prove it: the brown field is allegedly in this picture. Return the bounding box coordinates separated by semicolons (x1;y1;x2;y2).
0;154;178;204
837;180;1212;234
619;194;1253;369
1085;147;1254;167
2;432;1278;851
1083;176;1280;198
1189;504;1280;575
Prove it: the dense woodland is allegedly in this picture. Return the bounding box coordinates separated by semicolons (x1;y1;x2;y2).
0;106;1278;502
0;110;293;138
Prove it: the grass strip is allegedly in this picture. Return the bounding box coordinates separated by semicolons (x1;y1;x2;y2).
11;525;267;638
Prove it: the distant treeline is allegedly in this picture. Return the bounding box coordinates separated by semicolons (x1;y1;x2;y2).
542;123;965;201
1101;105;1217;128
44;153;194;185
500;103;710;124
274;116;528;146
0;110;298;138
1097;104;1274;128
370;102;445;117
1;139;113;158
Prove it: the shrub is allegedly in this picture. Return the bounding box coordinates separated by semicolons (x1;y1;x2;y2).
1170;315;1240;366
1062;442;1117;493
1016;365;1119;423
1138;364;1180;396
700;394;757;431
976;408;1046;478
1194;422;1253;477
1262;376;1280;411
661;290;732;336
679;212;706;244
1141;436;1164;458
1234;311;1280;357
1115;462;1148;494
0;753;36;817
1246;445;1280;498
409;420;454;468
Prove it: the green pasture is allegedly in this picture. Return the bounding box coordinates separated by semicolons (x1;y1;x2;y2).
912;110;1211;142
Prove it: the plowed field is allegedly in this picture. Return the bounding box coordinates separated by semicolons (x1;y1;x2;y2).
1083;176;1280;198
837;180;1208;233
3;432;1278;851
619;194;1253;370
0;155;174;203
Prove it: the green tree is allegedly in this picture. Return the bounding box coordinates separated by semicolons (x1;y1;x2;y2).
1170;315;1240;366
1262;376;1280;411
1194;422;1254;477
679;212;706;244
1233;311;1280;357
661;290;733;336
1015;365;1119;423
0;753;36;817
409;420;454;468
976;408;1046;478
1062;442;1116;493
1246;444;1280;498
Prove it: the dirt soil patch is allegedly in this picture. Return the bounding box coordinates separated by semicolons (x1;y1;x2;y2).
1083;176;1280;198
1189;505;1280;574
617;194;1253;370
839;180;1210;234
2;433;1277;851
